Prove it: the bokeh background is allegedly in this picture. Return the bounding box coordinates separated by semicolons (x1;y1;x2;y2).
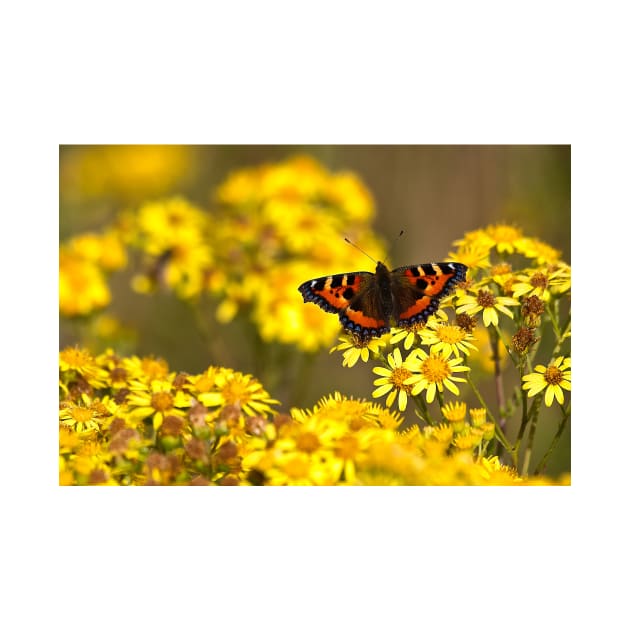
59;145;570;474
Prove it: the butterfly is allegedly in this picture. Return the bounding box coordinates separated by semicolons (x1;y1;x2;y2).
298;261;467;339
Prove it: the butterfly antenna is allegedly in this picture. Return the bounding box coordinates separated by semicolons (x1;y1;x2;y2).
344;237;378;264
382;230;405;267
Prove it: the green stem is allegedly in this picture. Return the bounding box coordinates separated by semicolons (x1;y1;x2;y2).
412;393;434;426
512;360;531;469
466;375;512;461
520;395;542;476
521;418;536;476
489;327;508;433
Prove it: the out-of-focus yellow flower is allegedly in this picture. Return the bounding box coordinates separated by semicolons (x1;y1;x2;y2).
129;197;214;299
61;145;194;203
252;262;343;351
59;250;111;317
66;231;127;271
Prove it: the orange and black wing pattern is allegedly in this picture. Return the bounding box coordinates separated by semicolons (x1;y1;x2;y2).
298;270;390;338
298;261;467;339
390;262;467;327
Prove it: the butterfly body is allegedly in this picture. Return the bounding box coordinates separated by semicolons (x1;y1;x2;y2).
298;261;467;339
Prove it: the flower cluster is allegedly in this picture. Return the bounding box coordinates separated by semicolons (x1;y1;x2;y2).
59;347;279;485
60;155;386;352
59;231;127;317
59;348;567;485
330;222;571;476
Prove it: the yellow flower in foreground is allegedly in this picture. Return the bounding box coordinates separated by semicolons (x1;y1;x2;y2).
522;356;571;407
456;288;519;327
441;401;467;422
59;402;103;434
404;348;470;403
389;313;446;350
420;320;477;358
59;347;110;389
197;369;279;417
372;348;417;412
126;379;191;431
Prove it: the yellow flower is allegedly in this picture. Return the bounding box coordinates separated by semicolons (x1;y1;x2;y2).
126;378;191;431
522;356;571;406
67;231;127;271
59;347;110;389
441;401;467;422
448;240;492;271
372;348;418;412
456;287;519;327
323;171;375;221
485;223;524;255
59;250;111;317
330;333;389;367
469;407;487;427
61;145;193;203
404;348;470;403
516;237;562;265
512;263;571;301
130;197;214;299
192;367;278;419
419;320;477;358
389;313;446;350
121;354;171;383
59;401;104;434
253;263;342;352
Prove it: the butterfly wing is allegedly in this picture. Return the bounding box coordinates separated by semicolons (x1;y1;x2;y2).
298;271;390;338
390;262;467;326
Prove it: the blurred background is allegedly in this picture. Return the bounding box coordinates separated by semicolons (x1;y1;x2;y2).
59;145;570;474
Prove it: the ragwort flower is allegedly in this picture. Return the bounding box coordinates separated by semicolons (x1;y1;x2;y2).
456;287;519;327
404;347;470;403
522;356;571;407
372;348;417;412
330;333;389;368
419;320;477;358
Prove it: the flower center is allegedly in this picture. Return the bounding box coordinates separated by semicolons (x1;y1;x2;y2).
71;407;94;423
421;356;451;383
335;435;359;459
477;290;496;308
391;367;413;392
437;325;466;344
544;366;563;385
151;391;174;412
522;295;545;317
491;263;512;275
530;272;549;289
297;431;321;453
60;348;91;370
